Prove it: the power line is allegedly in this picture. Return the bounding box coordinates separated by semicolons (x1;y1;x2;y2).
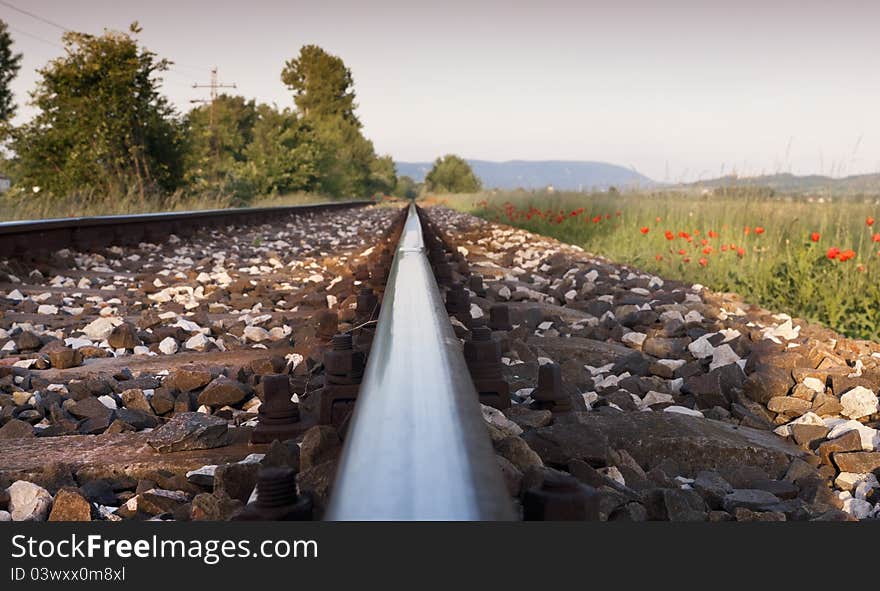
6;24;63;49
0;0;69;32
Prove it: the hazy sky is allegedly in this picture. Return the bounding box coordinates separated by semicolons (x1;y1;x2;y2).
2;0;879;181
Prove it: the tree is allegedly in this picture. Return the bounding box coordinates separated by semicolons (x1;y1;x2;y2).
425;155;482;193
368;155;397;196
280;45;380;197
0;20;22;123
392;175;419;199
239;104;325;195
184;94;257;190
11;24;184;198
281;44;358;124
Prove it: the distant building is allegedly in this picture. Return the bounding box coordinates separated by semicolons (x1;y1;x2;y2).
0;175;10;193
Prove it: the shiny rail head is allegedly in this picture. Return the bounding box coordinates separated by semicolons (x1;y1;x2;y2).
326;203;515;521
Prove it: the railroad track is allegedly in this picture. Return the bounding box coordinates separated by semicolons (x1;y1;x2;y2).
2;199;876;523
0;199;523;522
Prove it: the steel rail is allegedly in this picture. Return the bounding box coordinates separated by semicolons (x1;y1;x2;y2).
0;200;369;256
326;203;514;520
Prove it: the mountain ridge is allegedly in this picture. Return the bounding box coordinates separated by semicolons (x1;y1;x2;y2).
395;159;653;191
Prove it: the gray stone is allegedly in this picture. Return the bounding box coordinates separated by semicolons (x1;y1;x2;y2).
693;471;733;509
722;489;781;512
7;481;53;521
197;377;249;407
214;462;259;503
495;436;544;472
146;412;230;453
0;419;34;439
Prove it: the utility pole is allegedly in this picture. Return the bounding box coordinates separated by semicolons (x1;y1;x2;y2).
191;67;237;167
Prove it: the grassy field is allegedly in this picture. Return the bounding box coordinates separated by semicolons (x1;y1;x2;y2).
439;190;880;341
0;189;339;221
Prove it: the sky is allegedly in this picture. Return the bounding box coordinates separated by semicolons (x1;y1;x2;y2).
2;0;879;182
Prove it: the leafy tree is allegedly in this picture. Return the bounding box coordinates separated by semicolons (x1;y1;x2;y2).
11;23;184;198
239;104;325;195
368;155;397;196
0;20;22;124
281;45;380;197
392;175;419;199
281;44;358;124
184;94;257;190
425;155;482;193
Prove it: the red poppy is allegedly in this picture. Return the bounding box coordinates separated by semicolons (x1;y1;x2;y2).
682;257;691;263
755;227;765;235
826;247;841;260
857;264;866;273
868;217;875;226
655;254;663;261
699;258;708;267
678;249;687;255
721;244;728;252
616;211;622;217
700;239;709;246
839;249;856;262
592;216;601;224
708;230;718;238
872;233;880;243
702;247;712;255
665;230;674;240
810;232;821;242
736;247;745;258
655;216;661;222
743;227;751;235
640;227;650;234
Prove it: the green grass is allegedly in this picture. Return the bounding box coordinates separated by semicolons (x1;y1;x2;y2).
436;190;880;341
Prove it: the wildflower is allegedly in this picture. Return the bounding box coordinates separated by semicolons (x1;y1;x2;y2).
826;247;841;260
708;230;718;238
743;227;751;235
872;233;880;243
678;249;686;255
810;232;820;242
721;244;728;252
868;217;875;226
702;247;712;255
699;258;708;267
616;211;622;217
755;227;765;234
665;230;674;240
736;247;745;258
683;257;691;263
655;254;663;261
640;227;649;234
700;239;708;246
655;216;661;222
839;249;856;262
570;210;578;217
857;264;866;273
592;216;601;224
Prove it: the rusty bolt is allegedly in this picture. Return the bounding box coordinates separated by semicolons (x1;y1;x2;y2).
530;362;572;412
488;304;513;331
523;471;594;521
251;374;301;444
356;287;379;320
315;310;339;341
324;334;365;384
233;467;312;521
469;274;487;298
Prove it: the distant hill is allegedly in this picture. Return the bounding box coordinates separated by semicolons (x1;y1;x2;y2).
395;159;653;191
684;172;880;196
